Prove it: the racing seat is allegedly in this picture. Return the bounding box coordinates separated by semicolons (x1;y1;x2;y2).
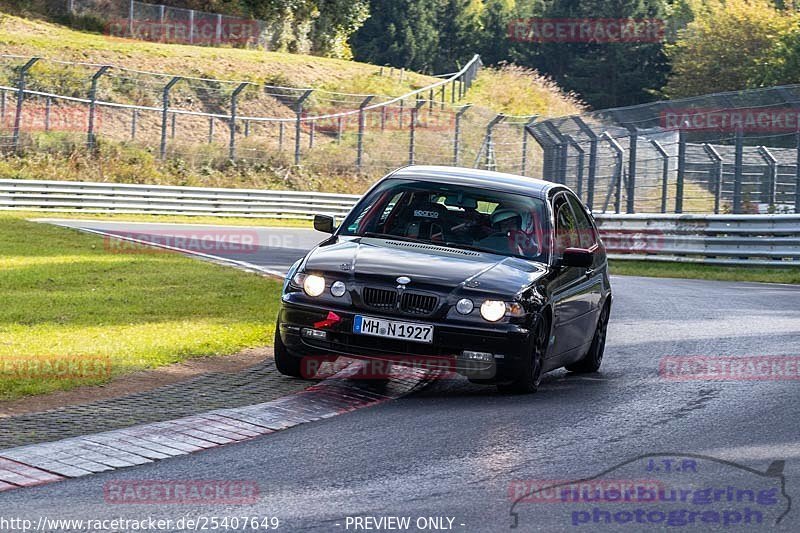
404;201;448;242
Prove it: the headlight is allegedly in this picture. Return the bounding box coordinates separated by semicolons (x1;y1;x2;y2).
293;273;325;297
480;300;525;322
480;300;507;322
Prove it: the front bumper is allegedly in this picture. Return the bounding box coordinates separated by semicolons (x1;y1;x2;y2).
278;300;534;381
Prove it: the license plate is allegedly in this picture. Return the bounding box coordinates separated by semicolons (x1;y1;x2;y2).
353;315;434;344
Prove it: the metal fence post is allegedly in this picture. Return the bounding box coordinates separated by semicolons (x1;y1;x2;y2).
651;140;669;214
733;126;744;214
796;130;800;214
1;90;5;125
170;112;176;138
625;127;638;213
336;116;343;145
44;96;51;132
215;14;222;45
130;108;137;140
12;57;39;153
356;95;374;171
703;143;723;214
676;124;687;214
520;116;538;176
545;122;568;184
757;146;778;210
278;122;284;151
564;134;585;197
244;120;250;137
294;89;313;166
573;117;598;210
208;117;214;143
189;9;195;44
160;76;181;159
380;106;386;132
87;65;110;151
600;132;625;213
398;100;404;129
229;82;248;160
478;114;505;170
409;99;425;165
453;105;470;166
128;0;134;38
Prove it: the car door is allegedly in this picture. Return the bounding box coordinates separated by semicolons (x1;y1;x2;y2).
549;193;586;356
566;192;604;346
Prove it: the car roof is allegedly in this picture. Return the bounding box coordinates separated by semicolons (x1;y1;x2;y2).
388;165;562;199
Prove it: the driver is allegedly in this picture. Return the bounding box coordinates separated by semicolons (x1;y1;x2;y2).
477;207;539;256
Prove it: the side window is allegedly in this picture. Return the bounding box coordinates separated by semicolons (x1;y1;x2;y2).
567;194;597;248
554;196;579;255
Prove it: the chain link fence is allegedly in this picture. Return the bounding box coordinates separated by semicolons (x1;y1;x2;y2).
0;54;547;191
530;86;800;214
8;51;799;215
67;0;267;49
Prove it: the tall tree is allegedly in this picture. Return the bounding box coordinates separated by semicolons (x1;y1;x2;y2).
435;0;484;72
511;0;670;108
351;0;440;72
664;0;795;97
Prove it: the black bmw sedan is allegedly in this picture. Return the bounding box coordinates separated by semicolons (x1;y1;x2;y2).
275;166;612;393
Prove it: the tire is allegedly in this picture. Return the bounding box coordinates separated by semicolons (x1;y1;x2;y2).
273;325;304;378
566;302;610;374
497;315;549;394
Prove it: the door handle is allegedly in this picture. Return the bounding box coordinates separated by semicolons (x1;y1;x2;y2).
584;268;595;278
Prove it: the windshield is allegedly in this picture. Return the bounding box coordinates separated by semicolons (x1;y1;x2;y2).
339;178;550;262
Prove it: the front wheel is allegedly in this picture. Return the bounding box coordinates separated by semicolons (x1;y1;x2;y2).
566;302;609;374
273;325;304;378
497;316;549;394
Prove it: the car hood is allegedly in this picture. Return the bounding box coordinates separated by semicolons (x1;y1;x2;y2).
302;237;547;296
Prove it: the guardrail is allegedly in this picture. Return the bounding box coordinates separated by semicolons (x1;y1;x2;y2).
596;214;800;267
2;179;799;267
0;179;360;219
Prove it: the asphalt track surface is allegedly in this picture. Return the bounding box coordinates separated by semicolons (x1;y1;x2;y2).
3;220;800;532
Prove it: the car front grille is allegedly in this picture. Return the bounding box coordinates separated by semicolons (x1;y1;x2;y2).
400;292;437;315
361;286;438;316
362;287;397;310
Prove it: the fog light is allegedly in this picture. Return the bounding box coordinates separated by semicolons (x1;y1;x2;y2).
330;281;346;297
301;328;328;340
461;350;493;362
455;298;474;315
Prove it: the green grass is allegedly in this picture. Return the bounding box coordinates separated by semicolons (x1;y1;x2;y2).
0;12;435;94
610;260;800;284
0;213;283;400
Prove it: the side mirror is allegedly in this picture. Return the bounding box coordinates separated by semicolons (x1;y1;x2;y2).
313;214;336;234
561;247;593;268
